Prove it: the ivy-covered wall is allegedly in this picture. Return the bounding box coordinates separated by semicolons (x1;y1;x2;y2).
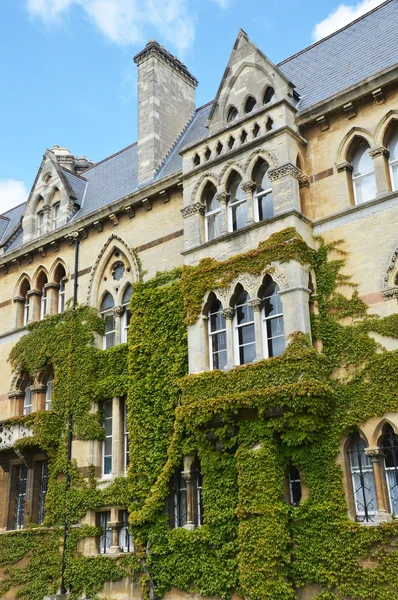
1;228;398;600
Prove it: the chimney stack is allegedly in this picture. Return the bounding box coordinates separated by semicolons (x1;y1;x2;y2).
134;40;198;185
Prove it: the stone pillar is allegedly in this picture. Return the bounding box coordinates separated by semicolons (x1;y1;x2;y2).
31;384;46;412
278;286;311;340
369;146;391;198
45;283;60;316
112;397;124;477
183;455;195;530
27;289;42;322
365;446;391;523
248;298;263;360
181;203;205;251
108;511;122;555
8;391;24;417
336;162;354;205
216;192;229;235
113;306;124;347
221;308;235;370
241;181;256;225
41;204;51;234
13;296;25;328
268;163;301;214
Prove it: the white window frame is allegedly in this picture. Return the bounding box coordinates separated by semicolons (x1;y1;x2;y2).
102;400;113;477
23;386;32;415
388;130;398;192
208;302;227;371
58;278;65;313
352;145;376;205
121;306;131;344
124;400;129;473
228;193;247;233
261;284;285;359
98;511;112;554
40;286;47;320
24;294;29;325
37;211;45;237
45;376;52;411
205;203;222;242
52;202;60;230
233;292;255;366
102;310;116;349
119;509;134;553
254;183;273;222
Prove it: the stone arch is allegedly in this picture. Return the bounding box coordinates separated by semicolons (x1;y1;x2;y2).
32;266;49;289
374;417;398;447
336;127;375;165
190;172;219;203
242;93;258;115
220;62;270;124
14;273;31;298
49;258;70;282
86;234;140;307
381;242;398;299
218;162;245;187
244;149;278;179
202;290;224;316
260;82;276;104
255;264;290;297
99;289;115;312
375;110;398;147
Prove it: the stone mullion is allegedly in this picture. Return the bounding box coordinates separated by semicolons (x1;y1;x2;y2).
369;146;391;197
248;298;263;360
27;289;42;322
221;308;235;370
241;181;256;225
44;282;60;316
216;192;229;235
365;446;390;521
113;305;124;346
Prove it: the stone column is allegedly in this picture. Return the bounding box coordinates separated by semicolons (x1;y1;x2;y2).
108;519;122;555
241;181;256;225
113;306;124;347
44;283;60;316
248;298;263;360
369;146;391;198
365;446;391;522
183;455;195;531
27;289;42;322
215;192;229;235
8;391;24;417
336;162;354;205
181;203;205;251
268;163;301;214
31;384;46;412
41;204;51;234
13;296;25;328
112;396;124;477
221;308;235;370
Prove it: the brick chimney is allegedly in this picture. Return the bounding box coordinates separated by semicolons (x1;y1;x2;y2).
134;39;198;185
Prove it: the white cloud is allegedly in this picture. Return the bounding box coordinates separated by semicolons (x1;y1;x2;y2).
312;0;385;42
25;0;198;53
0;180;29;215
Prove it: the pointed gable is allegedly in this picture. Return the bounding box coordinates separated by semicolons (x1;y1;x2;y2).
207;29;295;135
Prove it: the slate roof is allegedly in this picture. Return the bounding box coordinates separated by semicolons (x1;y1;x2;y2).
1;0;397;253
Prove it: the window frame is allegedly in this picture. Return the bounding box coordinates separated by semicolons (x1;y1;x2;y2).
233;290;256;366
102;400;113;478
98;511;112;554
351;143;377;205
388;129;398;192
261;278;285;359
347;432;377;522
204;184;222;242
208;299;227;371
37;210;45;237
52;202;60;230
227;174;247;232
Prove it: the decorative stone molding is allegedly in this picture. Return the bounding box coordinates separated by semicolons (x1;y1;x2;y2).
7;390;25;399
44;282;60;290
241;148;278;172
343;102;357;119
268;163;301;182
27;289;42;297
13;295;25;304
247;298;262;311
181;203;205;218
382;287;398;301
190;172;218;203
369;146;390;159
365;446;384;458
114;305;125;317
336;161;353;173
299;175;310;188
215;192;229;205
221;308;235;320
316;115;329;131
241;181;256;194
0;422;32;452
372;87;385;105
217;160;244;185
109;213;119;225
382;244;398;300
30;384;47;393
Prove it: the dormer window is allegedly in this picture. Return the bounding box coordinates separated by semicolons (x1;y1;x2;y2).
244;96;257;114
263;87;275;104
52;202;60;230
227;106;238;123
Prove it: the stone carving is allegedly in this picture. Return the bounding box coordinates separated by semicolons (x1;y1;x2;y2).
369;146;390;159
299;175;310;188
248;298;262;311
365;446;384;458
268;163;301;181
241;181;256;194
241;148;278;172
221;307;235;320
217;160;244;185
181;203;205;218
215;192;229;204
336;161;353;173
114;305;125;317
190;172;218;203
381;243;398;300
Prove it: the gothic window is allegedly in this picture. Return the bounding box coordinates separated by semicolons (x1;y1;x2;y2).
54;264;66;314
101;293;116;349
381;424;398;516
388;129;398;191
119;510;134;552
288;465;302;507
121;284;132;344
204;147;211;161
227;136;235;150
102;400;113;477
98;511;112;554
45;374;53;411
52;202;60;230
168;459;203;528
234;287;255;365
347;431;377;522
193;153;200;166
35;271;48;321
351;142;376;204
208;297;227;370
253;159;273;221
203;182;221;242
227;172;247;232
240;130;247;144
227;105;238;123
13;464;28;530
263;87;275;104
216;141;223;155
112;261;125;281
261;275;285;358
17;277;30;327
244;96;257;114
7;455;49;530
37;210;45;237
23;381;33;415
253;123;260;138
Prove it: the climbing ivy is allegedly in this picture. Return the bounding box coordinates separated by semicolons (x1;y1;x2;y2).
1;229;398;600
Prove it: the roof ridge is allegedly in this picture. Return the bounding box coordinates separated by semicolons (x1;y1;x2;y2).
196;99;213;112
155;113;196;175
278;0;393;66
61;167;88;181
82;142;137;173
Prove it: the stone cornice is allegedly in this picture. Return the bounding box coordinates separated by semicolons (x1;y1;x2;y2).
268;163;301;181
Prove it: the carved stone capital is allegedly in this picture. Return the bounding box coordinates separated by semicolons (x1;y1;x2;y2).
114;305;125;317
30;384;47;393
369;146;390;159
299;175;310;188
108;520;123;532
365;446;384;459
215;192;229;205
13;296;25;304
336;161;353;173
268;163;301;182
247;298;262;311
41;204;51;214
221;307;235;320
181;202;205;218
382;287;398;301
241;181;256;194
27;289;42;297
8;390;25;399
44;282;60;291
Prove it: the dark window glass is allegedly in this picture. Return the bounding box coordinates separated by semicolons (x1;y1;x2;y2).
38;461;48;524
227;106;238;123
98;511;112;554
262;277;285;358
209;300;227;370
14;465;28;530
348;432;377;522
381;425;398;515
235;290;255;365
263;87;275;104
112;261;125;281
244;96;257;113
119;510;133;552
289;465;302;507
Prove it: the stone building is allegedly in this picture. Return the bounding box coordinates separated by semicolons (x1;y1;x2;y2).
0;1;398;599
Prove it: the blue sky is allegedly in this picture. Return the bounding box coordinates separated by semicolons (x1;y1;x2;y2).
0;0;386;213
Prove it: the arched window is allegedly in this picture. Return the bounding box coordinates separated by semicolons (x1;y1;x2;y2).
261;276;285;358
51;189;61;230
168;459;203;528
228;172;247;232
388;129;398;191
208;298;227;370
347;431;377;522
54;264;66;314
23;379;33;415
101;293;115;349
253;160;273;221
263;87;275;104
244;96;257;114
37;212;45;237
18;278;30;327
234;287;255;365
381;424;398;516
288;465;302;507
102;399;113;476
45;374;53;411
351;142;376;204
203;182;221;241
121;284;132;344
36;272;48;320
227;106;238;123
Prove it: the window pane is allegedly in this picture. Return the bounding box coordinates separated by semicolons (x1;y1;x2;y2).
105;332;115;349
238;323;255;346
391;162;398;191
239;342;256;365
354;172;377;204
104;456;112;475
352;143;373;174
212;349;227;370
212;331;227;353
210;310;225;333
104;314;115;334
122;285;133;305
232;200;248;231
268;333;285;358
258;192;273;220
237;302;253;325
206;211;222;240
14;465;28;529
268;316;285;338
101;293;114;312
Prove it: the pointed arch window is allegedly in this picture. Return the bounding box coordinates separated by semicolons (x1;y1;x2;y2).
208;298;227;370
101;293;115;349
227;106;238;123
37;210;45;237
351;142;376;204
263;87;275;104
244;96;257;114
23;382;33;416
45;374;53;411
234;288;255;365
228;172;247;232
388;129;398;191
348;431;377;522
288;465;302;507
261;276;285;358
203;182;221;241
381;424;398;516
122;285;133;343
169;459;203;528
253;160;273;221
54;264;66;314
18;279;30;326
